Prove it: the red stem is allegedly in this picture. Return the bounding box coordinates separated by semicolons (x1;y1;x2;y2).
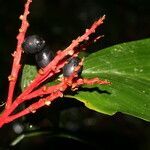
6;0;32;109
4;92;62;124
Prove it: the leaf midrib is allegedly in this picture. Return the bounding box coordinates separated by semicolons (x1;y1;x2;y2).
83;69;150;81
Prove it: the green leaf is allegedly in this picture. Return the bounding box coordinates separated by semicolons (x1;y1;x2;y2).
21;65;37;91
69;38;150;121
21;39;150;121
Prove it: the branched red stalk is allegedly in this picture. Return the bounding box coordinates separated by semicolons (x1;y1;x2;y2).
3;66;110;124
0;0;110;128
18;16;105;99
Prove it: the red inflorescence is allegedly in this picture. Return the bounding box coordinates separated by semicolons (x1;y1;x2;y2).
0;0;110;128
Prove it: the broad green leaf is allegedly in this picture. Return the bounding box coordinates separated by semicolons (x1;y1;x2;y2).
21;39;150;121
69;38;150;121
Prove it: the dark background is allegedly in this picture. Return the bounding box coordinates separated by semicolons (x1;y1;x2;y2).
0;0;150;149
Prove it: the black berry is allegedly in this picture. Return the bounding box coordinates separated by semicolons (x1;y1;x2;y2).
63;57;82;77
35;46;54;68
22;35;46;54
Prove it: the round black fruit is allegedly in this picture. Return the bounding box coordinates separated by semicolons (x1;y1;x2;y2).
35;46;54;68
63;57;82;77
22;35;46;54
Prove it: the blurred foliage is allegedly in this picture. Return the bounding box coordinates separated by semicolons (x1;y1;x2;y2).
0;0;150;149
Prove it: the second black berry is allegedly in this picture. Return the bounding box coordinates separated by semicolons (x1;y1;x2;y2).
35;46;54;68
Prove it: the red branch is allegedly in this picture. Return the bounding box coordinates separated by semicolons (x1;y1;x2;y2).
6;0;32;109
4;75;110;124
0;0;110;128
